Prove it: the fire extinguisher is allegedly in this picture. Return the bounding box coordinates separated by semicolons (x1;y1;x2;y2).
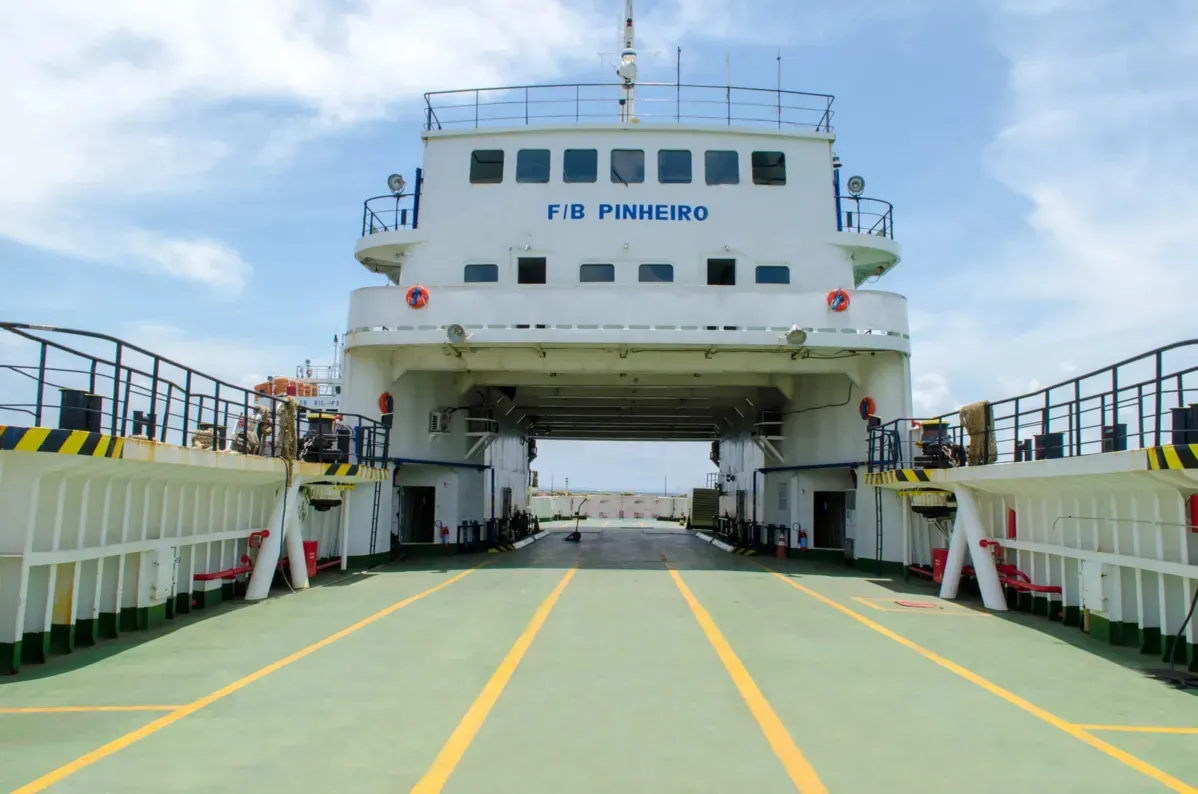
798;528;809;551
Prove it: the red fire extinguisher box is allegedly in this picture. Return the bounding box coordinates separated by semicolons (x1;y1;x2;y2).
303;541;319;578
931;548;948;583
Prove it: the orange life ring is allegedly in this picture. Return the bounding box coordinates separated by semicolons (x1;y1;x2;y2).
378;392;393;414
827;289;850;312
859;397;876;420
405;285;429;308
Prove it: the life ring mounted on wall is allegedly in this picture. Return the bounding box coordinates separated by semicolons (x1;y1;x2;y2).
378;392;394;415
406;285;429;309
827;289;850;312
858;397;876;420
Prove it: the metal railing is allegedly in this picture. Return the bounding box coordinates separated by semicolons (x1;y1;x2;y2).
362;193;417;236
423;82;835;132
0;322;391;467
867;339;1198;472
838;196;894;239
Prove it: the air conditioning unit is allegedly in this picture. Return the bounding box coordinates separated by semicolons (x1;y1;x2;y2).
429;411;450;434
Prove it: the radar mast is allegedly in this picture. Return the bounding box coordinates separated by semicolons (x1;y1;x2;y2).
616;0;638;123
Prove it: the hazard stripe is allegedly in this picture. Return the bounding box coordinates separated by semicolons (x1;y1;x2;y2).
0;425;124;459
1147;444;1198;470
322;463;386;480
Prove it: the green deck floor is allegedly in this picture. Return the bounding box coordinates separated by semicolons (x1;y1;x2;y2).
2;520;1196;793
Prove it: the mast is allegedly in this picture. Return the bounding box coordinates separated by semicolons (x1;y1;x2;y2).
616;0;637;123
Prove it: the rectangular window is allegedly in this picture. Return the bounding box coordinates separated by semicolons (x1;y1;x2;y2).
464;264;498;283
610;149;645;183
515;149;550;183
638;264;674;283
755;265;790;284
705;150;739;185
517;257;547;284
469;150;504;184
751;151;786;185
579;263;615;282
563;149;598;183
707;258;736;286
658;150;692;184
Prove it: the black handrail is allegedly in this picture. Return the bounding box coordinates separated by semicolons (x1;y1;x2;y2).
837;196;894;239
0;322;391;467
866;339;1198;472
423;82;835;132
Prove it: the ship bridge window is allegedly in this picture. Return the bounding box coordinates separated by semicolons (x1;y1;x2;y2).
518;257;547;284
469;150;504;184
705;151;739;185
755;265;790;284
579;263;615;282
611;149;645;183
751;152;786;185
707;258;736;286
563;149;598;183
658;150;692;184
516;149;551;183
464;264;499;283
639;264;674;283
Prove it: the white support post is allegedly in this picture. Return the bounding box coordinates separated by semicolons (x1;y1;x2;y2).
901;494;911;567
284;494;309;591
339;490;351;571
246;478;302;601
940;484;1007;610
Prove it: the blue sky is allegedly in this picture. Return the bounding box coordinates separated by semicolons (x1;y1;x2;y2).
1;0;1195;491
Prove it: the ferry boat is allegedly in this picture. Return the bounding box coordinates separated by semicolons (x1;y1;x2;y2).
1;3;1196;792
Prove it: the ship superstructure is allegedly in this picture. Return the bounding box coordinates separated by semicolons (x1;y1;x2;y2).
342;0;906;562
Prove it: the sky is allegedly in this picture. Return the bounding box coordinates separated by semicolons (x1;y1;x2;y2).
1;0;1195;492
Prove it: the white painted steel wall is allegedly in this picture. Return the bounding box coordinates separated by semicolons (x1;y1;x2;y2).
900;466;1198;650
712;351;911;558
0;451;281;667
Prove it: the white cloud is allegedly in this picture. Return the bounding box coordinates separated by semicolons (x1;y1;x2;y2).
0;0;618;294
910;0;1198;409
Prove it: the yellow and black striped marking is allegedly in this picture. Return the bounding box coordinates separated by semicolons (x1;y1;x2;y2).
0;425;124;458
865;468;931;486
322;463;387;480
486;544;517;554
1147;444;1198;470
733;548;758;556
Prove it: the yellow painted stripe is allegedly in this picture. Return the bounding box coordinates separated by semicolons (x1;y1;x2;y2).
93;435;111;457
57;431;88;456
1076;725;1198;735
0;705;182;714
14;427;50;452
410;565;577;794
10;563;489;794
762;565;1197;794
670;566;828;793
110;437;124;458
1163;445;1185;470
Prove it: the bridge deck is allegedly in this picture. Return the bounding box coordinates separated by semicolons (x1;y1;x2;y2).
2;521;1194;793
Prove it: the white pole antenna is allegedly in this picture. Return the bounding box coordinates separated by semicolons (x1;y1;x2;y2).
616;0;638;123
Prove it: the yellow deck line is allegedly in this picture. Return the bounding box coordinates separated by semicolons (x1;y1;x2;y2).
410;564;578;794
761;564;1197;794
0;705;182;714
11;563;489;794
1075;725;1198;735
669;563;828;794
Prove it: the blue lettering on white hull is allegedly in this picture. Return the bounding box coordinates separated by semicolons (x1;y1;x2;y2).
549;203;708;221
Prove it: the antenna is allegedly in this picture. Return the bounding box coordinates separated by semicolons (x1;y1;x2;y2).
616;0;638;123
